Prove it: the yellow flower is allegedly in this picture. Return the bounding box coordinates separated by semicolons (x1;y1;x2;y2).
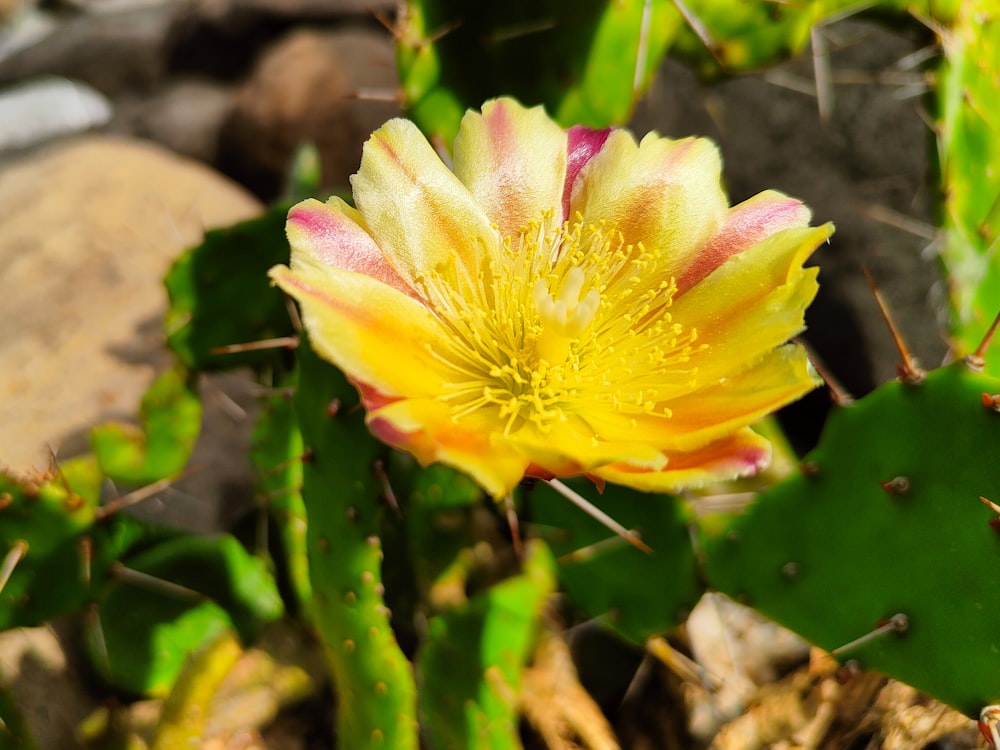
269;98;832;499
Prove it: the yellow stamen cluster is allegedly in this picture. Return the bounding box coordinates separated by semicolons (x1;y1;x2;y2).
420;214;706;436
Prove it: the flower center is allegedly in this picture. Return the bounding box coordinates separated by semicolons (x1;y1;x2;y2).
421;215;704;436
532;267;601;366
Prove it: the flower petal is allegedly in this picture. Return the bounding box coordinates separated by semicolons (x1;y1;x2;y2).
508;418;668;476
453;98;568;238
590;428;771;493
351;118;498;294
367;398;529;499
286;198;414;297
268;262;455;399
570;130;729;281
580;344;817;452
675;190;813;295
563;125;613;220
672;224;832;383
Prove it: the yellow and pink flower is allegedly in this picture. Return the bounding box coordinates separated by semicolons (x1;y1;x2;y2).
269;98;832;499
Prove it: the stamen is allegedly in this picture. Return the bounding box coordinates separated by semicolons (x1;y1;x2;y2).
421;217;704;438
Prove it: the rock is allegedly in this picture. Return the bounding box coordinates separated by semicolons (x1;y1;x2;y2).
0;76;112;154
166;0;395;79
217;26;400;200
0;135;262;475
0;2;183;96
0;619;94;749
111;77;237;163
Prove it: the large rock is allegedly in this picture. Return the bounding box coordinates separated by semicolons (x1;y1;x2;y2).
218;26;400;199
0;135;262;474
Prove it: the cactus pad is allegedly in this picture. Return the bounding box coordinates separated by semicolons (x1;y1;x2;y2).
704;361;1000;716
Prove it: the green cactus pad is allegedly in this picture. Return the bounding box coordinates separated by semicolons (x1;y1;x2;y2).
164;204;295;372
87;534;283;696
396;0;675;143
0;459;102;629
703;362;1000;716
416;540;556;750
935;3;1000;373
527;479;702;645
90;368;202;487
251;388;311;611
293;344;418;749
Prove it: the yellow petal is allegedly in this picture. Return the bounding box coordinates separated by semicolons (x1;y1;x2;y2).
591;428;771;493
508;418;668;476
351;117;499;296
570;130;728;283
672;224;832;382
268;263;456;399
286;197;414;296
675;190;812;294
580;345;817;452
366;398;529;499
453;98;568;238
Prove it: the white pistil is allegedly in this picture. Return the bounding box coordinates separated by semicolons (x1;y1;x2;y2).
533;267;601;365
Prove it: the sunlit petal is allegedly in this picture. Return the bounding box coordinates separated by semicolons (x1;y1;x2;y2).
286;198;414;297
367;398;529;499
269;263;454;399
352;117;499;295
570;130;728;283
454;98;568;238
591;429;772;493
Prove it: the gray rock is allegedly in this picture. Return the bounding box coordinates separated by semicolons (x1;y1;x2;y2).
0;75;111;153
111;77;236;163
0;2;184;95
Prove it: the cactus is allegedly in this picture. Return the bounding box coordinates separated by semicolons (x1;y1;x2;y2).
934;1;1000;375
292;342;419;748
702;359;1000;716
395;0;677;144
85;533;285;696
416;540;556;749
164;204;296;373
527;479;702;646
251;387;312;612
90;367;202;487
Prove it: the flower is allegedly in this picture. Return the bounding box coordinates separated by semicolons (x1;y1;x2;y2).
269;98;832;499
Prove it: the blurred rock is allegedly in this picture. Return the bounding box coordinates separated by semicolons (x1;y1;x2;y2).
0;1;183;95
0;135;262;474
0;75;111;153
218;26;399;200
166;0;394;79
111;77;236;163
0;619;93;749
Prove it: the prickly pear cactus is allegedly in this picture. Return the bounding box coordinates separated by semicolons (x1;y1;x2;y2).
528;479;703;645
293;343;419;748
164;204;296;373
417;540;556;749
934;1;1000;374
395;0;676;144
703;360;1000;716
90;367;201;487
